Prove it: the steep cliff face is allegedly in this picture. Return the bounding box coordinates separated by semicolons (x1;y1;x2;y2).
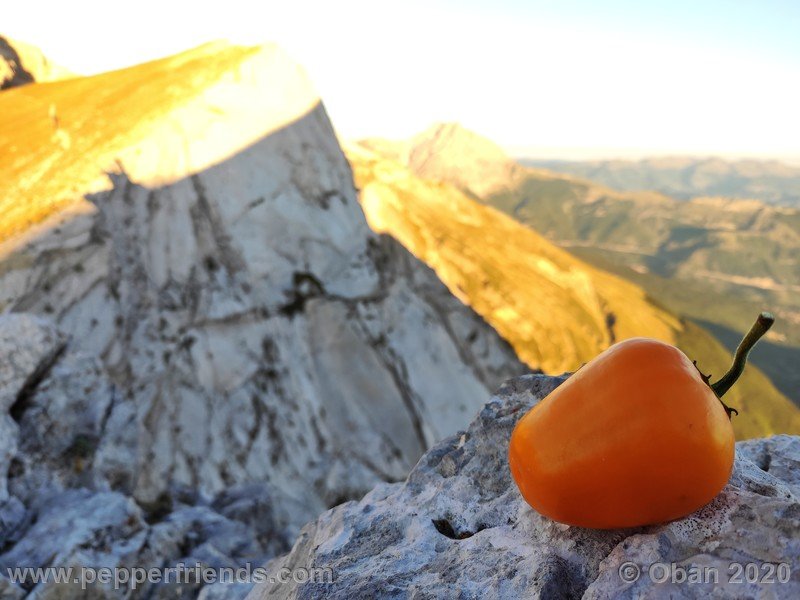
0;40;525;561
250;375;800;600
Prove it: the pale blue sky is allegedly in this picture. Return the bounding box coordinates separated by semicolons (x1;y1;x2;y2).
471;0;800;62
5;0;799;159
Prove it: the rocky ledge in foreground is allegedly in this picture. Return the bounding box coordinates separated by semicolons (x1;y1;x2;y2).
251;375;800;599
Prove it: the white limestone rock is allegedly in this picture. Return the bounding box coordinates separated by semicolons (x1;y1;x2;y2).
249;374;800;600
0;42;526;598
0;314;66;505
0;314;65;414
198;582;254;600
0;315;284;598
0;43;525;539
0;488;271;599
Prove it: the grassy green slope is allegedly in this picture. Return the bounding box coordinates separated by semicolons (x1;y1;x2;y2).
347;143;800;439
566;245;800;406
488;172;800;404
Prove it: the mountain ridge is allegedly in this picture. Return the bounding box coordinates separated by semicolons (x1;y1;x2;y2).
346;140;800;438
0;42;526;560
0;41;317;246
368;122;800;404
360;122;526;198
527;155;800;207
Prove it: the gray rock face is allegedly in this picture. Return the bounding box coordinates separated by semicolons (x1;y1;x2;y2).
0;315;65;503
0;43;524;536
0;43;526;598
0;315;278;599
0;488;267;599
0;136;522;526
250;375;800;600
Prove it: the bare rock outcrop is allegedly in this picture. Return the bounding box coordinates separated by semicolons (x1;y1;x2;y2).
251;375;800;599
0;315;273;599
0;43;526;598
0;43;524;521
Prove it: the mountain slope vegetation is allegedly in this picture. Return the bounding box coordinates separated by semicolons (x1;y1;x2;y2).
368;124;800;404
346;142;800;438
490;169;800;403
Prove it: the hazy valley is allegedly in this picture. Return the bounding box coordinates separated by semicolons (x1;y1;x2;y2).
499;168;800;404
528;156;800;207
363;124;800;405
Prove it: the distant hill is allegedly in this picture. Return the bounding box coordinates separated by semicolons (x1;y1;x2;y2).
361;123;526;198
346;141;800;439
0;35;73;89
526;156;800;208
363;123;800;407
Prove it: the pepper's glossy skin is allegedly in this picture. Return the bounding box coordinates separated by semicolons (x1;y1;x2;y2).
508;338;735;529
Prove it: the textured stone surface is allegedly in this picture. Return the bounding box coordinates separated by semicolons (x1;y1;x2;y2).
0;576;25;600
0;43;525;535
0;314;65;414
0;315;283;598
0;314;66;504
0;488;269;599
198;582;254;600
0;42;526;598
250;374;800;599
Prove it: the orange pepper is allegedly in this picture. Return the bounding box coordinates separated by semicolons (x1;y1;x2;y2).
508;313;773;529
